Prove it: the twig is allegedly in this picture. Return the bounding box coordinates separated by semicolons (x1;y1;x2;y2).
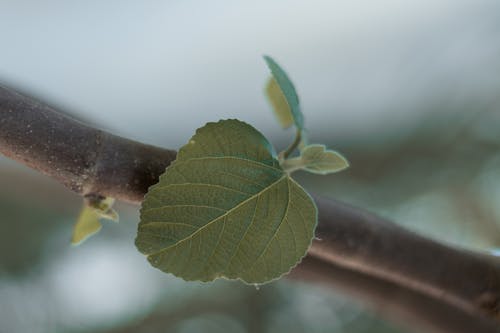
281;128;301;159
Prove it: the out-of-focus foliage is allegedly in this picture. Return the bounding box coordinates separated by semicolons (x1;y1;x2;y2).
264;56;303;131
283;144;349;175
72;197;118;245
71;205;102;246
266;77;294;129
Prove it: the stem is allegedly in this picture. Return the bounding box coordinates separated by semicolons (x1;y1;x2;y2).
281;129;301;159
1;84;500;332
280;156;304;174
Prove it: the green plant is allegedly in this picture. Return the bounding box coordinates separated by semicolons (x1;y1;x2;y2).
2;57;499;332
72;56;348;284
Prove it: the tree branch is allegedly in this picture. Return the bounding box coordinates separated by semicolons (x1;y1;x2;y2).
1;85;499;332
311;196;500;320
0;85;176;203
291;256;500;333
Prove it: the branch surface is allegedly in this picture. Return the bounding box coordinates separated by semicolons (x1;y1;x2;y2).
291;256;500;333
0;86;176;202
1;85;499;332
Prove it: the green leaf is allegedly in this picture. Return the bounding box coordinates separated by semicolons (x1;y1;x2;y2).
263;56;304;130
300;144;349;175
72;205;101;245
90;197;119;222
136;119;317;284
265;77;294;128
71;197;118;246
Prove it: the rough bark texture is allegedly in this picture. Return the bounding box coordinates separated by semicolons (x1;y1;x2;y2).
0;85;177;202
1;85;499;332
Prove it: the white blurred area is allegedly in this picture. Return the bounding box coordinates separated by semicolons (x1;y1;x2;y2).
0;239;167;333
1;1;500;332
0;0;498;147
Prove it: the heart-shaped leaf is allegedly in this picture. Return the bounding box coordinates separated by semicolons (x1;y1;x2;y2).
136;119;317;284
264;56;304;130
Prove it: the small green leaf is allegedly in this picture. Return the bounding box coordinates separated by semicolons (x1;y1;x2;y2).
97;207;119;222
72;205;101;245
265;77;294;128
263;56;304;130
301;144;349;175
71;196;118;245
137;119;317;284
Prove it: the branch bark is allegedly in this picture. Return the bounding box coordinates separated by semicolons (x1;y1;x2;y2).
1;85;499;332
291;256;500;333
311;196;500;318
0;85;176;202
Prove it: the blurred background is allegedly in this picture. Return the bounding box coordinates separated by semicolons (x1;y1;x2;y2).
1;0;500;332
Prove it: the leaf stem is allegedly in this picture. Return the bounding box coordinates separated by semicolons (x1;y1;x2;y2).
282;129;302;159
281;156;304;174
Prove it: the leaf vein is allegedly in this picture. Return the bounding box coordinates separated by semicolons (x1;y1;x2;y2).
153;182;252;197
182;156;280;172
143;204;227;215
146;176;287;258
241;177;292;276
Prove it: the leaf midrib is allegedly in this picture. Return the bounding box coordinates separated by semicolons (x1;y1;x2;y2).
145;175;287;257
176;155;281;172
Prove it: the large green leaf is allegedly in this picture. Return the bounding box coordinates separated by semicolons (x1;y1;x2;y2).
136;120;317;283
263;56;304;130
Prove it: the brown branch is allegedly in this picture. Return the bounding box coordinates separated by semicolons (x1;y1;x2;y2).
291;256;500;333
311;196;500;320
1;84;500;332
0;85;177;203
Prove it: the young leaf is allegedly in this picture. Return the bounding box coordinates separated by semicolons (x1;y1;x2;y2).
265;77;294;129
71;196;118;245
72;205;102;245
263;56;304;130
89;197;119;222
301;144;349;175
136;119;317;284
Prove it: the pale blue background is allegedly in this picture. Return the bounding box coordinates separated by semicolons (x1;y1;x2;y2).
1;1;499;332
